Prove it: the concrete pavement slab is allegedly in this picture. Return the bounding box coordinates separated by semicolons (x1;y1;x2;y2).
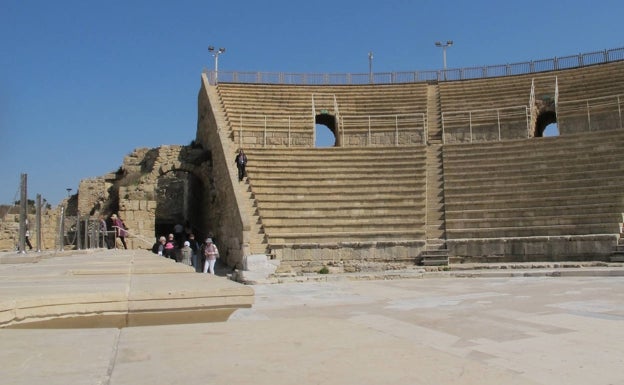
1;253;623;385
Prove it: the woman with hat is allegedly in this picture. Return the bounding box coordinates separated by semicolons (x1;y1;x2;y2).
202;238;219;274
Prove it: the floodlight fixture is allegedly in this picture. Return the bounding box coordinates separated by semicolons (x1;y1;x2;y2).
368;51;374;83
434;40;453;70
208;45;226;83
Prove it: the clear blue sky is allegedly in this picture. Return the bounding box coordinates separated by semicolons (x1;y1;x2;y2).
1;0;622;206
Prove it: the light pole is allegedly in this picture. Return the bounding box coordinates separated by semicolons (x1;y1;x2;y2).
368;51;374;84
208;46;226;84
435;40;453;70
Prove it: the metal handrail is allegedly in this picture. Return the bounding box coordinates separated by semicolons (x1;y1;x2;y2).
204;47;624;85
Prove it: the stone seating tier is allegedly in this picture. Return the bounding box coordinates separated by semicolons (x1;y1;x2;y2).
205;61;624;267
241;146;428;265
443;129;624;242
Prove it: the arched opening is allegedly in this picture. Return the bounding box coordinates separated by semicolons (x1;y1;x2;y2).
534;110;558;137
315;113;337;147
543;123;559;137
155;170;206;242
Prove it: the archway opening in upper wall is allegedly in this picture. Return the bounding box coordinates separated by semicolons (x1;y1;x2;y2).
315;113;337;147
534;110;558;137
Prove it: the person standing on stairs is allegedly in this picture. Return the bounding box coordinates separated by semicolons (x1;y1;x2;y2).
235;148;248;181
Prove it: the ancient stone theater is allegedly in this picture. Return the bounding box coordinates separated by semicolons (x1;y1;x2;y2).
12;47;624;273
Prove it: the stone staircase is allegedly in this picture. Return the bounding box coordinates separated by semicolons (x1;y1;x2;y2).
210;85;268;256
241;179;270;255
426;83;443;144
420;144;449;266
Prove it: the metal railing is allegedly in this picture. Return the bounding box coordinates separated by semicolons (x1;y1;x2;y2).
442;106;531;143
340;113;427;146
558;93;624;131
231;113;427;147
204;47;624;85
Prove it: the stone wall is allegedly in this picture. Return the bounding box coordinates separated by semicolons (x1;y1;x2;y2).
447;235;617;263
272;240;426;272
0;209;61;252
77;178;109;217
197;75;248;269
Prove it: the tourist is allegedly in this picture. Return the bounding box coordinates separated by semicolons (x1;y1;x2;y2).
235;148;248;181
180;241;192;266
187;233;201;271
111;214;128;249
152;236;166;255
24;218;33;250
164;233;177;260
202;238;219;274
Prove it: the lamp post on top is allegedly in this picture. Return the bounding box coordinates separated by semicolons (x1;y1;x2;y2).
435;40;453;80
208;46;226;84
368;51;374;84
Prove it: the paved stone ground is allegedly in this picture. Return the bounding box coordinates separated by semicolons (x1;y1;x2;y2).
1;252;624;384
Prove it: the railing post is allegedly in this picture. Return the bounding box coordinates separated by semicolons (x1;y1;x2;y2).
497;109;501;141
469;111;473;143
263;116;267;147
239;114;243;149
441;112;446;144
395;115;399;146
341;116;345;147
368;116;371;146
618;95;623;130
288;116;291;147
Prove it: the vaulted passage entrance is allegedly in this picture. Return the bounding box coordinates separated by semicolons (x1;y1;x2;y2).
315;113;337;147
535;110;558;137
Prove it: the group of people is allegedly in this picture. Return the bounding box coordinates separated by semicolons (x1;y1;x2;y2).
99;213;128;249
152;227;220;275
92;148;247;270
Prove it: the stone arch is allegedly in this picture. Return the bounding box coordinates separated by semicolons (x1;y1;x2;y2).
152;147;213;243
315;113;338;147
114;145;213;249
534;110;558;137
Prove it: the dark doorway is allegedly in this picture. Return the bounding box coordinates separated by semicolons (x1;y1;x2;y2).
155;171;205;240
535;111;558;137
315;114;337;147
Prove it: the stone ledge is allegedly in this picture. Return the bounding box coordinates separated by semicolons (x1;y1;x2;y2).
0;249;254;328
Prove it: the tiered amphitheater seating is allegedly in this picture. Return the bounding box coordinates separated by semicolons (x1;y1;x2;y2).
217;83;428;145
205;59;624;268
556;61;624;132
438;72;548;142
243;146;427;247
443;129;624;239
